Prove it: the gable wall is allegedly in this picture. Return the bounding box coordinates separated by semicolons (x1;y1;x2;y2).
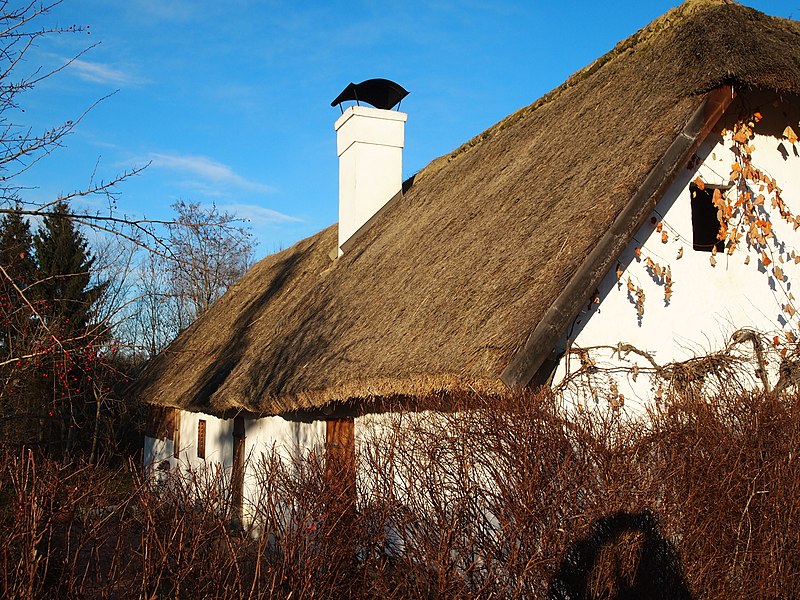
552;91;800;413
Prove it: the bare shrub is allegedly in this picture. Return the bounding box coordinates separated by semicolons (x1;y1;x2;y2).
1;387;799;598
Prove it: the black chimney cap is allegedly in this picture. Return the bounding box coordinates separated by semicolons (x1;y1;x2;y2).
331;78;409;110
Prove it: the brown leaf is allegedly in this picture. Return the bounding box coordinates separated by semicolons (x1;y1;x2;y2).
676;247;683;260
762;251;772;267
784;125;799;144
710;254;716;267
693;176;705;190
636;288;645;317
733;128;750;144
774;266;784;281
661;230;669;244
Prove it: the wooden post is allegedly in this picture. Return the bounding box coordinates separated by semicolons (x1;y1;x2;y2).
231;415;246;525
325;417;356;535
173;409;181;459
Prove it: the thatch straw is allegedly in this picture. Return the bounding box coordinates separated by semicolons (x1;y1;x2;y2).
137;0;800;415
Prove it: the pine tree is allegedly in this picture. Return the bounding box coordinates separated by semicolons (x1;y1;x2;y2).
33;201;106;340
29;200;108;453
0;205;37;361
0;206;41;443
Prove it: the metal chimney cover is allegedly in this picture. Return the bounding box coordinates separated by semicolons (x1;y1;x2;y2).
331;78;409;110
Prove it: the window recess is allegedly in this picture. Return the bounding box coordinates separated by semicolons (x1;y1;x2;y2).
690;182;731;253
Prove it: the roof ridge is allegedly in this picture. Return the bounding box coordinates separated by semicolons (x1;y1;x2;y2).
425;0;741;174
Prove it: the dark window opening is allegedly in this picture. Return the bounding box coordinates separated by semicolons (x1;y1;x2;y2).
690;182;725;253
197;419;206;459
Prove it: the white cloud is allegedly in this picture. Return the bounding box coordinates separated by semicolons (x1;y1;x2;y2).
146;152;273;194
69;59;148;86
219;202;301;225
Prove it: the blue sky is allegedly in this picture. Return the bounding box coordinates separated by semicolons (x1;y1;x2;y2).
16;0;799;258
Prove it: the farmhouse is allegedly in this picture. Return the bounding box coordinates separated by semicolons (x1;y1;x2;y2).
138;0;800;513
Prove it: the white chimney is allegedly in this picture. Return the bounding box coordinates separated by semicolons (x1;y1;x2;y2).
335;105;407;254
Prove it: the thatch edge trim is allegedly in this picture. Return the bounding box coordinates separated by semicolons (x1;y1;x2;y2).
151;372;509;419
501;84;737;388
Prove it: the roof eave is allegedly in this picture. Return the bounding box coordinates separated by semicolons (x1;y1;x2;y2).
501;83;737;388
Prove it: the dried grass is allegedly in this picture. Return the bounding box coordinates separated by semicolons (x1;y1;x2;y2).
2;387;799;598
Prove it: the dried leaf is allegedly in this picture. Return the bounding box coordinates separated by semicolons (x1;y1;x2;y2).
655;222;663;233
627;277;635;292
754;111;763;122
676;247;683;259
693;176;705;190
784;125;799;144
632;364;640;381
634;247;642;259
710;254;716;267
774;265;784;281
774;335;781;346
616;264;623;281
661;230;669;244
786;304;797;318
744;254;751;265
733;128;750;143
786;331;796;343
762;251;772;267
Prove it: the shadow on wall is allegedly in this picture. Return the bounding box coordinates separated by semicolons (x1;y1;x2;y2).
548;510;692;600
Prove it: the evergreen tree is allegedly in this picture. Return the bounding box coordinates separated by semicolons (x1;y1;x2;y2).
0;205;37;361
28;201;108;453
33;201;106;340
0;206;41;443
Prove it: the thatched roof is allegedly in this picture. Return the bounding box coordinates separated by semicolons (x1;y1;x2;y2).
138;0;800;416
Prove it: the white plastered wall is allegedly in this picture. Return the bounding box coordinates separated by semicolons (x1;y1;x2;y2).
143;411;233;468
144;410;324;526
552;91;800;414
241;416;325;524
